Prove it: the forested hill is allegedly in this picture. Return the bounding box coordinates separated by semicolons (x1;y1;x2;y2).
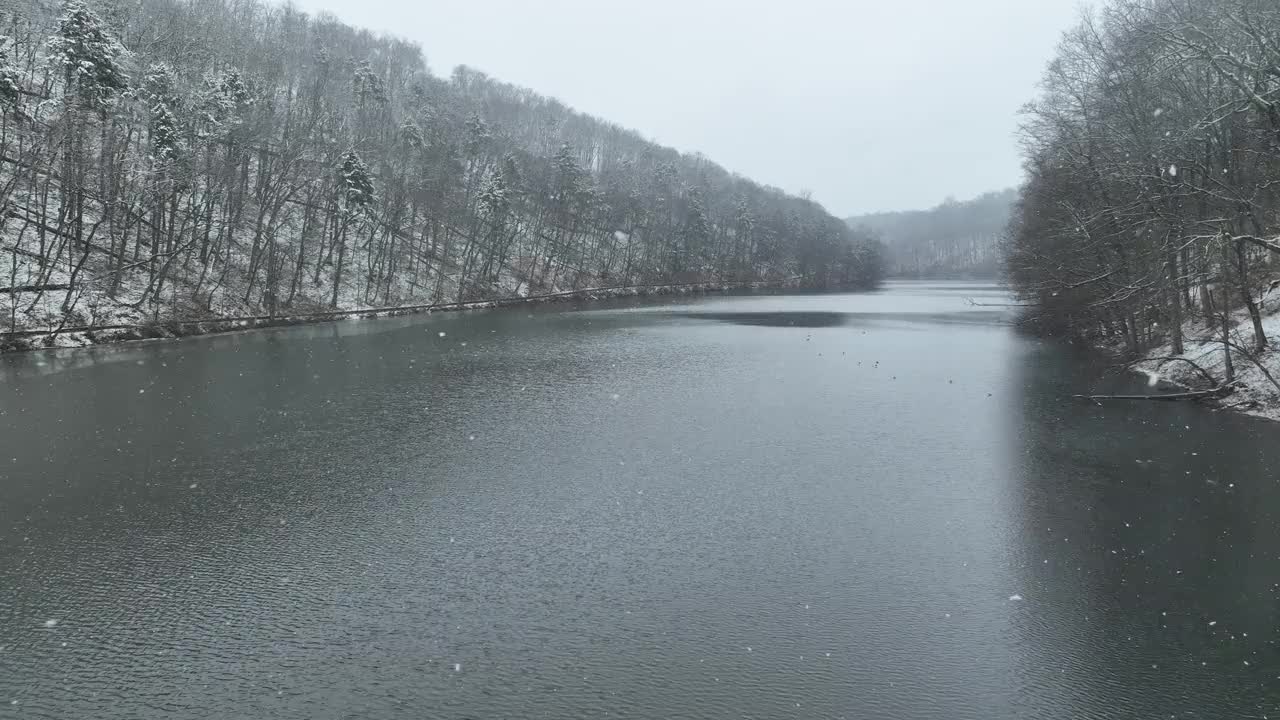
0;0;883;349
1006;0;1280;358
845;190;1014;278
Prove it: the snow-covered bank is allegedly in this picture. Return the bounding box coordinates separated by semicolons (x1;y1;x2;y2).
0;279;798;354
1133;295;1280;422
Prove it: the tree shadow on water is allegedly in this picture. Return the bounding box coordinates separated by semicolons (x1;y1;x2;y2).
671;310;1010;328
676;311;849;327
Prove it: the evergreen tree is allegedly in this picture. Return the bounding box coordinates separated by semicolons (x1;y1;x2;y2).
47;0;129;110
0;37;20;112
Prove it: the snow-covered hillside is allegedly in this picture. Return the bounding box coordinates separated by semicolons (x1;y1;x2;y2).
1;0;884;352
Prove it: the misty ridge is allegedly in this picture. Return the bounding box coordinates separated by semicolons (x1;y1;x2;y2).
0;0;885;352
847;190;1015;280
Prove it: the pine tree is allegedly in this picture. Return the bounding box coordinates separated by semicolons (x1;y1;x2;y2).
352;61;386;106
330;151;375;307
465;113;490;157
338;151;375;214
681;188;711;274
145;64;180;162
401;122;425;151
0;37;20;112
47;0;129;110
478;170;507;219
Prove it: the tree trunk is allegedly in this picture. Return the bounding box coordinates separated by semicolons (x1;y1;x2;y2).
1165;247;1184;355
1222;311;1235;384
1233;238;1267;352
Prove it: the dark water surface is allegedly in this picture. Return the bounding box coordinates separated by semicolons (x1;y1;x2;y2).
2;281;1280;719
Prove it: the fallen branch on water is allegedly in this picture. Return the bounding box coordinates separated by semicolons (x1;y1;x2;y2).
963;296;1036;308
1074;387;1231;402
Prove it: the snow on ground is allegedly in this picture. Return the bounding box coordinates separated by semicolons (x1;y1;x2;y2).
0;230;536;351
1135;294;1280;422
2;233;779;353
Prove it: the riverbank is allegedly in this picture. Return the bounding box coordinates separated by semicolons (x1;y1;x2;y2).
1132;295;1280;422
0;279;799;354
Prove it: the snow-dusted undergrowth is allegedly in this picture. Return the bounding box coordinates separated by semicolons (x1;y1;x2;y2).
1134;296;1280;422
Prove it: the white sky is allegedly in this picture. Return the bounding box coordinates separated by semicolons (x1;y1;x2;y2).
287;0;1084;216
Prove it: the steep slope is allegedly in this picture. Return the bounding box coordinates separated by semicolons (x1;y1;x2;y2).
0;0;882;350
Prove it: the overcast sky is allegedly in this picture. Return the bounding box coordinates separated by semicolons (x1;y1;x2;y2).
288;0;1083;216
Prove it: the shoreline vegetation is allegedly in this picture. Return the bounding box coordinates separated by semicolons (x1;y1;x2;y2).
1127;300;1280;422
1003;0;1280;422
0;0;884;358
0;278;805;353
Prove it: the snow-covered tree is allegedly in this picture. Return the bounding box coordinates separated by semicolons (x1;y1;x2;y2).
46;0;129;110
401;121;425;151
464;112;489;156
681;188;711;272
0;37;21;112
478;169;507;219
338;150;375;215
352;61;386;106
144;63;180;161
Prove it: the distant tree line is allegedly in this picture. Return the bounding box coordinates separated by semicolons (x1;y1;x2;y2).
847;190;1013;279
0;0;883;339
1007;0;1280;363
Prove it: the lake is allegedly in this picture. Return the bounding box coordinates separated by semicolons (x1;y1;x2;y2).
2;281;1279;719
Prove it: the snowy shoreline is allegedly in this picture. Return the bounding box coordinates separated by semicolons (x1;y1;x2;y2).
1130;295;1280;423
0;279;796;355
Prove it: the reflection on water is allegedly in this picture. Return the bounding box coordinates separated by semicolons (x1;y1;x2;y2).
1;282;1278;719
676;311;851;327
1003;340;1280;718
673;309;1011;328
